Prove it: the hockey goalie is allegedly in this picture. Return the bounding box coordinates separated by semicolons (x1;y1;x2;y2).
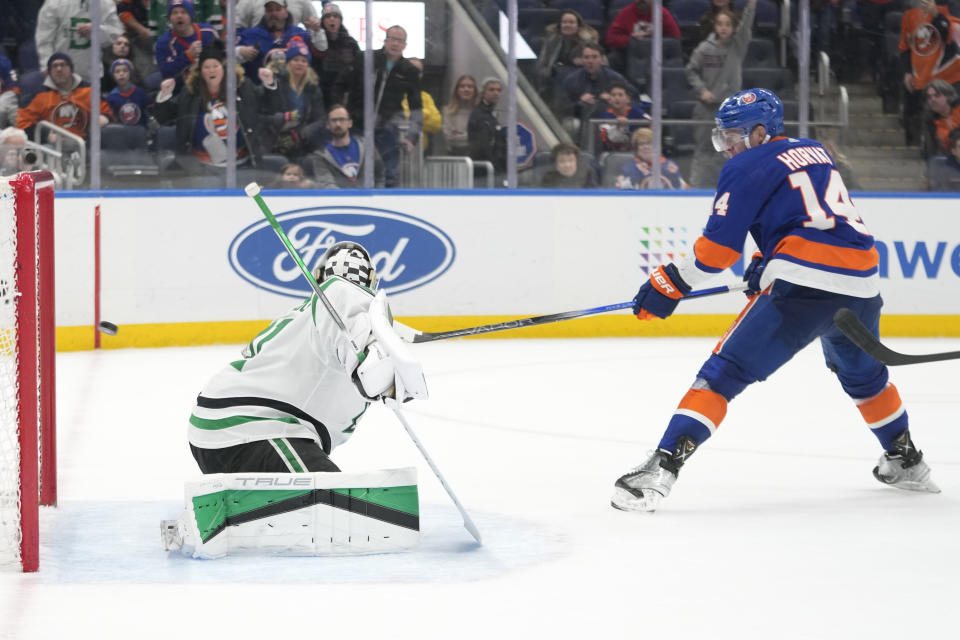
162;241;428;558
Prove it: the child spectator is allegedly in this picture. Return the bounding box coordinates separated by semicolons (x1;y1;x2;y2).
536;11;598;92
442;75;478;156
561;43;637;144
102;35;141;95
697;0;742;42
260;37;326;160
685;0;756;188
923;79;960;157
596;82;650;152
616;127;689;190
269;162;315;189
106;59;151;127
540;142;599;188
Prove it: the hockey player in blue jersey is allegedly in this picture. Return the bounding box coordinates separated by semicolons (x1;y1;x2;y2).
611;88;940;512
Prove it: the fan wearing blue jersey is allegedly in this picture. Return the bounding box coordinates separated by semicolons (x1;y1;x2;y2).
611;88;941;513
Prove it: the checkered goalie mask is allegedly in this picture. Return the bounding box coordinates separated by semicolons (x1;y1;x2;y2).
316;244;376;289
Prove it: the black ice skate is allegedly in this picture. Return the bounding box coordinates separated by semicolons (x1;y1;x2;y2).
611;436;698;512
873;429;940;493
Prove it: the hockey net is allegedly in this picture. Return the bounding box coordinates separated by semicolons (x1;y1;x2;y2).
0;172;57;572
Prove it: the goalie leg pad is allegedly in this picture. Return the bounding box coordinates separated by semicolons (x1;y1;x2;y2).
163;468;420;558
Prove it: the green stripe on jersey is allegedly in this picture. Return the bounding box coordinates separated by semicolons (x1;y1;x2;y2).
189;414;300;430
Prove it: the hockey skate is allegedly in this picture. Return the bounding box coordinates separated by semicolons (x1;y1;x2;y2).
160;519;185;552
611;436;698;513
873;430;940;493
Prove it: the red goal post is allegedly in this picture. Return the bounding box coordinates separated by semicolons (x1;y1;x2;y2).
0;171;57;573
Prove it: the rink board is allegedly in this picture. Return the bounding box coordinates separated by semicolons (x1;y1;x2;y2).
51;190;960;349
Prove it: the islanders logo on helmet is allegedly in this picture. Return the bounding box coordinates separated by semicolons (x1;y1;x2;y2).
714;88;783;138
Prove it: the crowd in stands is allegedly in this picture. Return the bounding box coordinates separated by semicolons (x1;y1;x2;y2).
0;0;959;190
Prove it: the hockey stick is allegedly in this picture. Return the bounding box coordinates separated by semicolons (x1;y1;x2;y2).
245;183;482;544
833;308;960;366
394;283;749;343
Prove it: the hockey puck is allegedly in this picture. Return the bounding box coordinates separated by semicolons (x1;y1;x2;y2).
97;321;118;336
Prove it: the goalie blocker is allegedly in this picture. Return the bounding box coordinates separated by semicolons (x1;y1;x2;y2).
162;468;420;558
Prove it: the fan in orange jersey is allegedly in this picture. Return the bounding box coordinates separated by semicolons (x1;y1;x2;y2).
16;53;112;140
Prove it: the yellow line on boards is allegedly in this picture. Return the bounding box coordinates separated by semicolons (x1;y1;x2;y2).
55;315;960;351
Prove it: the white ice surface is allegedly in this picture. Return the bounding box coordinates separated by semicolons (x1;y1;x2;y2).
2;336;959;639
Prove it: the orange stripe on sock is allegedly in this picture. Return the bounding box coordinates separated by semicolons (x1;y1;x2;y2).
856;384;903;424
678;388;728;427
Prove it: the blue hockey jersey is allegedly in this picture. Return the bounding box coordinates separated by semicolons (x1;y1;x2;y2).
675;136;879;298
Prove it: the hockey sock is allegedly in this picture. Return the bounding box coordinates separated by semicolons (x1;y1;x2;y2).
855;383;909;451
657;387;727;452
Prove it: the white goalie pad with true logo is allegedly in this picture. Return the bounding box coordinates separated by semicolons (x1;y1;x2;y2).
161;468;420;559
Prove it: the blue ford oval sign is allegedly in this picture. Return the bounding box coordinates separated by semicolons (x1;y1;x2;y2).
229;205;455;297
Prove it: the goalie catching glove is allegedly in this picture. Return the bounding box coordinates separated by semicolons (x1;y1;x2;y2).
633;263;692;320
353;290;428;403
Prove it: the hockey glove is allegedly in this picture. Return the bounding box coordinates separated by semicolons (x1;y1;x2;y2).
633;263;691;321
743;251;765;299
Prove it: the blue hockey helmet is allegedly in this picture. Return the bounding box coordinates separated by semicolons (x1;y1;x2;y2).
711;88;784;152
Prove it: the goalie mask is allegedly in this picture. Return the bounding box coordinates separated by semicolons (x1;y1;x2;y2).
313;241;378;290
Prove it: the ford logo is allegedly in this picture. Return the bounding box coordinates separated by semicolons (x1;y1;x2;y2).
229;206;455;297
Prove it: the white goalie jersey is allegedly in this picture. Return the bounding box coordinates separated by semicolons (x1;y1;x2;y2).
188;277;377;453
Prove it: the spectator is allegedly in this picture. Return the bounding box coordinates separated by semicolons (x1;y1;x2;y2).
153;41;264;172
16;53;112;141
928;127;960;190
155;0;219;86
346;25;422;188
260;37;326;160
442;74;478;155
101;35;143;95
685;0;756;188
596;82;650;152
561;43;637;143
313;3;360;109
269;161;315;188
697;0;742;42
606;0;682;71
898;0;960;146
35;0;123;83
310;104;384;188
115;0;158;76
105;59;151;127
402;58;442;152
0;127;40;176
536;11;598;92
468;77;506;175
616;127;689;190
0;53;17;129
237;0;321;30
923;79;960;157
540;142;599;188
236;1;326;86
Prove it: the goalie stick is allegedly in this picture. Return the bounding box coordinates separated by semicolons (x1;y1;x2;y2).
245;183;482;544
833;308;960;366
394;283;749;343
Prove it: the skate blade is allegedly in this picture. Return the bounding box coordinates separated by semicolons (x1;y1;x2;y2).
610;487;661;513
887;480;942;494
